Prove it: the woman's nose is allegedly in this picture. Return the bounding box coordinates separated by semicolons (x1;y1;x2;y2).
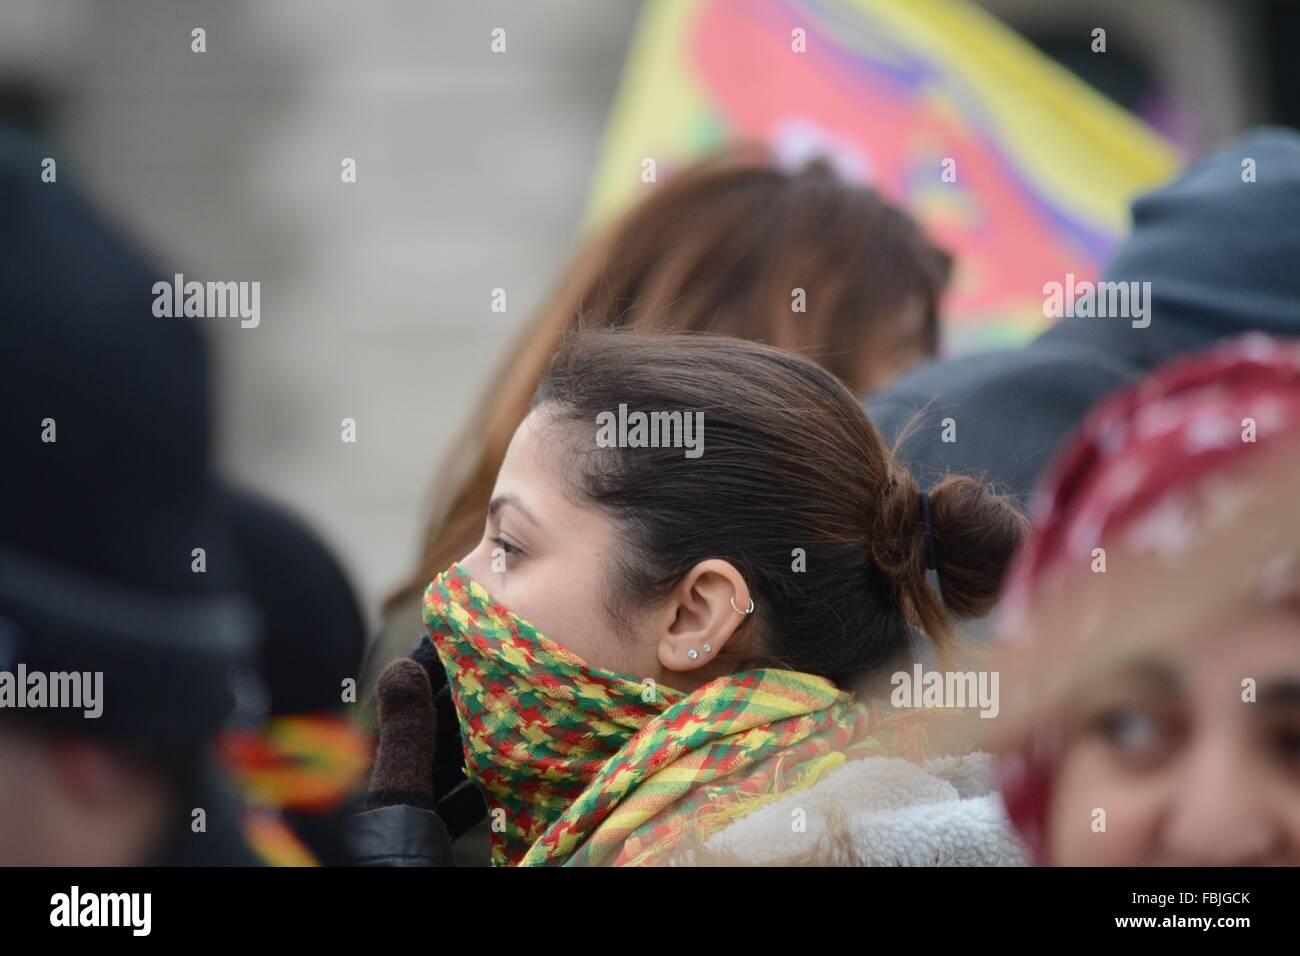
459;547;486;583
1158;734;1283;865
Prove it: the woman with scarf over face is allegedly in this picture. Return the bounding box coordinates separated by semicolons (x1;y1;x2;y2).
369;150;952;702
382;330;1028;866
994;334;1300;866
364;153;953;857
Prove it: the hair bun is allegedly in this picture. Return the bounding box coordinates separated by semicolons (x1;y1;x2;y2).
927;475;1027;620
868;470;1026;647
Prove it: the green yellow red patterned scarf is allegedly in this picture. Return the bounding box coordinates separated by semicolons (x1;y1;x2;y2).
425;563;938;867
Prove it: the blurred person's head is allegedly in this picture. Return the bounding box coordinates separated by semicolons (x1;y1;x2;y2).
218;490;366;721
553;148;951;389
0;128;259;865
447;331;1020;693
389;149;952;612
994;335;1300;866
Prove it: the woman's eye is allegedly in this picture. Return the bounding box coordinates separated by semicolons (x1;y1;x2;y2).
1090;707;1179;767
1270;724;1300;775
491;535;520;556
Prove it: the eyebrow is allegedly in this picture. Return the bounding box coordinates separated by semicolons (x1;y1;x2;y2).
1107;659;1181;692
1064;660;1180;717
486;492;540;526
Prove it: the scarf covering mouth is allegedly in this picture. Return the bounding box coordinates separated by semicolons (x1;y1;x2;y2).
424;563;943;866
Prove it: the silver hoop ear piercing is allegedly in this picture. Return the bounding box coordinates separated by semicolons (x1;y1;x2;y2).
730;596;755;615
687;649;699;661
702;643;712;654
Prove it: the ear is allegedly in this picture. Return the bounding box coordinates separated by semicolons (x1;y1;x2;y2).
655;559;753;677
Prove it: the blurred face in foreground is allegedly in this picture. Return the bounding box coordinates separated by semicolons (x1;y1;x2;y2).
1047;595;1300;866
995;336;1300;865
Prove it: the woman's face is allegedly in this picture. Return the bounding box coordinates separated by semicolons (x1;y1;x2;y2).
458;410;661;679
1047;603;1300;865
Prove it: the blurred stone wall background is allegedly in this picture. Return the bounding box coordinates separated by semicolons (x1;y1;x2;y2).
2;1;641;618
0;0;1286;624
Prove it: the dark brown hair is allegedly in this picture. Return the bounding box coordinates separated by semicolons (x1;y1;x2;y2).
532;331;1024;686
386;148;952;611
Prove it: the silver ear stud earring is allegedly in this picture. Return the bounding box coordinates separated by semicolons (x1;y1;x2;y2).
730;596;755;615
687;648;699;661
702;643;711;654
